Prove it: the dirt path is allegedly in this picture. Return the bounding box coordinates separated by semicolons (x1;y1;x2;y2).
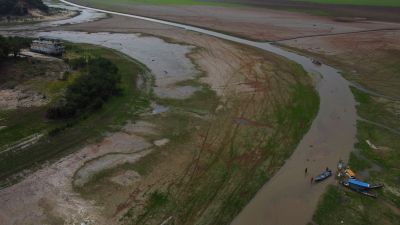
57;1;358;224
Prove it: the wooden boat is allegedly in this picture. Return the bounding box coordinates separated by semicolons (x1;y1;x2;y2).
345;168;356;178
314;170;332;182
312;59;322;66
341;179;384;198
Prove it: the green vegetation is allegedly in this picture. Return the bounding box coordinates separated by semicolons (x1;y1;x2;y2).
348;152;371;172
0;44;150;185
0;36;31;58
297;0;400;7
0;0;48;16
312;88;400;225
351;87;400;131
314;185;400;225
47;57;121;119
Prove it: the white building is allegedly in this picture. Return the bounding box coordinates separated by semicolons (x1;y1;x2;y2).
30;36;65;56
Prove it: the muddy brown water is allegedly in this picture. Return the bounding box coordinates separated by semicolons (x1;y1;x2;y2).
4;1;357;224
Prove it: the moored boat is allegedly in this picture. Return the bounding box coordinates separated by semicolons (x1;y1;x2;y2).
314;169;332;182
312;59;322;66
341;178;384;198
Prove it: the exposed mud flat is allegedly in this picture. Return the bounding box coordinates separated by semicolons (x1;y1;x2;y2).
56;11;334;224
68;0;400;41
60;15;286;98
109;170;141;186
0;88;48;110
36;31;198;99
0;120;157;225
74;150;152;187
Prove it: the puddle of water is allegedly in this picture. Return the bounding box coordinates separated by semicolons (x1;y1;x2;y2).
35;31;198;99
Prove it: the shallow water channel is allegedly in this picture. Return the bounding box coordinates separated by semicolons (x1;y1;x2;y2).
3;1;358;224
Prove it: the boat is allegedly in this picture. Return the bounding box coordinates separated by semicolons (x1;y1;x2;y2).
30;36;65;56
341;179;384;198
345;168;356;178
312;59;322;66
314;169;332;182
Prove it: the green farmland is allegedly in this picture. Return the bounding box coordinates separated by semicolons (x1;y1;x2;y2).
297;0;400;7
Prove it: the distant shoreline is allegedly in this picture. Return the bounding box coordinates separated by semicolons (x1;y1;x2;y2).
0;7;78;26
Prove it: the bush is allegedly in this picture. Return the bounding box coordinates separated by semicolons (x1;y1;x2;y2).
68;57;87;70
0;35;31;58
47;57;121;119
0;0;48;16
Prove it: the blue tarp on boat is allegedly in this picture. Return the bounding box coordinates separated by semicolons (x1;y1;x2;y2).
348;179;370;188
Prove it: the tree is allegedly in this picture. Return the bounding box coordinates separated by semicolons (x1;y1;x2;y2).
0;35;30;58
0;0;48;16
46;57;121;119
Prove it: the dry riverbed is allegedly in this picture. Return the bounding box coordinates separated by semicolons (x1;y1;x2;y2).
0;10;320;225
69;0;400;41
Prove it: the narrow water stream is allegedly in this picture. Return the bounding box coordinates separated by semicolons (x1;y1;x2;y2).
4;1;358;224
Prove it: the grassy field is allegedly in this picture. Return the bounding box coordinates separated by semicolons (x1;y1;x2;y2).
0;44;151;186
297;0;400;7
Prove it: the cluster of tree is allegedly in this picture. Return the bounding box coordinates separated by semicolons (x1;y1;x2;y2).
46;57;121;119
0;0;48;16
0;35;31;58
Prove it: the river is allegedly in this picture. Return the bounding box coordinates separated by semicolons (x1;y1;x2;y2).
3;1;357;224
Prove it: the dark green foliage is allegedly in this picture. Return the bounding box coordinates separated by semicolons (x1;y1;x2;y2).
68;57;87;70
0;35;31;58
348;152;371;171
0;0;48;16
46;57;121;119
